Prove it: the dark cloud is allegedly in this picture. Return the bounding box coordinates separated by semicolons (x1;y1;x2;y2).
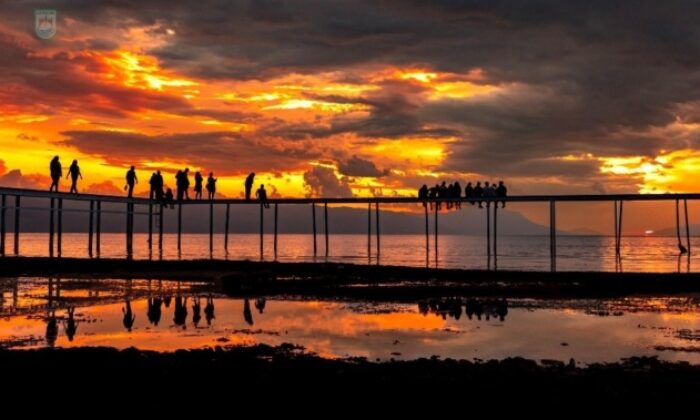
60;130;321;175
337;155;387;178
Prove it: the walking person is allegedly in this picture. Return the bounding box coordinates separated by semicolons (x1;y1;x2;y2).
67;160;82;194
245;172;255;201
49;156;62;192
206;172;217;200
125;166;137;198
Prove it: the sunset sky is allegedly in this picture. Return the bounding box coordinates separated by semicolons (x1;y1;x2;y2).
2;1;700;233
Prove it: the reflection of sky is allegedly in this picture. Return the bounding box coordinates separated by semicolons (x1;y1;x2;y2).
2;278;700;364
4;233;700;273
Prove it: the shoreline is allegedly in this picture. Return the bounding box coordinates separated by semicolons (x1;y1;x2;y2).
2;256;700;298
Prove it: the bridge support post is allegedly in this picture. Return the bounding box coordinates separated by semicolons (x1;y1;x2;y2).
550;200;557;272
158;204;163;254
312;203;317;257
0;194;5;256
259;201;264;259
367;203;371;258
494;203;498;270
487;202;490;269
376;202;380;259
49;197;55;257
177;203;182;253
324;202;329;257
424;203;429;265
13;196;19;255
224;203;230;252
148;201;153;252
57;198;63;257
209;200;214;257
274;203;278;258
88;200;94;258
96;201;101;256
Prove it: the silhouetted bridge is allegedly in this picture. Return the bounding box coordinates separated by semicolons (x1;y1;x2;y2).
0;186;695;271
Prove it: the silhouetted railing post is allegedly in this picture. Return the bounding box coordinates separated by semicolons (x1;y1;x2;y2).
209;200;214;256
367;203;371;258
49;197;55;257
685;199;691;255
259;201;264;259
158;204;163;253
224;203;230;252
148;201;153;252
13;195;19;255
177;203;182;252
312;203;317;257
274;203;278;258
57;198;63;257
88;200;94;258
96;201;101;256
424;203;429;264
324;202;329;257
375;202;380;258
550;200;556;272
0;194;5;256
434;201;439;267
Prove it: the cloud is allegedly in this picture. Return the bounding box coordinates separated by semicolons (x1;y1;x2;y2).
84;180;123;196
0;169;48;189
0;159;6;176
337;155;387;177
303;166;352;197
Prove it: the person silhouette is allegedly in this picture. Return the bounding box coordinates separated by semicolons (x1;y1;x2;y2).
474;182;484;208
66;160;82;194
173;295;188;328
194;171;203;200
149;172;160;200
206;173;217;200
256;184;270;208
155;171;164;200
125;166;138;198
175;170;184;201
63;307;79;342
465;182;475;205
49;156;62;192
254;297;266;314
418;184;429;208
243;298;254;326
495;181;508;208
192;296;202;327
147;296;163;326
45;309;58;347
122;299;136;332
244;172;255;201
453;181;462;209
204;295;215;326
164;187;174;208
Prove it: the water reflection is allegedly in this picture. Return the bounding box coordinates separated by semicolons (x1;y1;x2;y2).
3;277;700;364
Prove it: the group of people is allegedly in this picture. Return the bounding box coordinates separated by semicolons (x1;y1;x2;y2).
418;180;508;210
48;156;273;207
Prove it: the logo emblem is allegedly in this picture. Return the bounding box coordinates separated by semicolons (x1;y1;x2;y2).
34;9;57;40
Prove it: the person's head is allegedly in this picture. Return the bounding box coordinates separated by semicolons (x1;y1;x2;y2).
184;167;189;173
422;184;427;188
72;159;77;165
130;165;135;170
209;172;213;177
499;180;504;186
485;181;490;186
157;170;161;175
476;181;481;186
260;184;265;189
467;182;472;186
196;171;201;175
52;155;58;161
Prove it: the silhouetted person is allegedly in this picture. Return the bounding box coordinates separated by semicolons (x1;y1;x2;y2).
446;183;454;209
205;295;215;326
45;310;58;347
64;307;79;342
244;172;255;201
496;181;507;208
192;296;201;327
174;296;188;328
206;173;217;200
175;170;184;201
243;298;254;326
149;171;163;200
465;182;475;205
164;187;174;208
453;181;462;209
125;166;137;198
418;184;429;208
256;184;270;208
182;168;190;200
49;156;62;192
163;294;172;308
147;296;163;326
474;182;484;208
255;297;266;314
67;160;82;194
194;171;203;200
122;299;136;332
428;184;438;210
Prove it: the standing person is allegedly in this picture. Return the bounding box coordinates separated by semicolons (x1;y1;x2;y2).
244;172;255;201
193;171;203;200
256;184;270;208
175;170;184;201
465;182;475;205
453;181;462;209
418;184;429;208
49;156;62;192
496;181;508;208
155;170;164;201
66;160;82;194
206;172;217;200
474;182;484;208
483;182;495;208
149;171;159;200
182;168;191;200
125;166;138;198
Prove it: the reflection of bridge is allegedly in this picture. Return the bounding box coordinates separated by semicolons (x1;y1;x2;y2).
0;186;695;270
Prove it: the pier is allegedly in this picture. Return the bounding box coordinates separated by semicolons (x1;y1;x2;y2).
0;186;695;271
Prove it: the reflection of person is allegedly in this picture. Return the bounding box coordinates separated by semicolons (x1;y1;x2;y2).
63;307;79;341
254;297;266;314
174;296;188;328
45;310;58;347
147;297;163;326
243;298;254;326
192;296;201;327
122;299;136;332
205;295;215;326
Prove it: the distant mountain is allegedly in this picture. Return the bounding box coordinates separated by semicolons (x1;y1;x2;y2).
565;227;605;236
649;224;700;237
0;197;565;235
